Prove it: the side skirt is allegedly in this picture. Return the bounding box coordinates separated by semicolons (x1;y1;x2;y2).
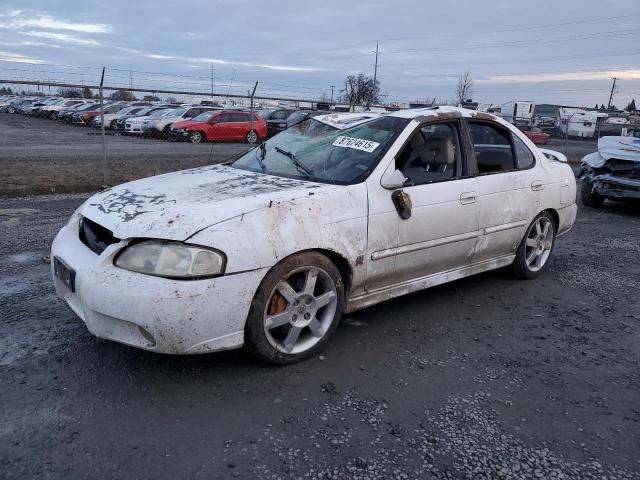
345;254;515;313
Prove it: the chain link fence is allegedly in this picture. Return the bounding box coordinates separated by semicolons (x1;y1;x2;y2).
0;71;365;196
1;74;636;196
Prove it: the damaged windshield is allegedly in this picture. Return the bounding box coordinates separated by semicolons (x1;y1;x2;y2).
232;116;409;184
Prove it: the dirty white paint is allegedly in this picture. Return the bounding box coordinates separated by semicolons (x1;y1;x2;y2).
51;106;577;355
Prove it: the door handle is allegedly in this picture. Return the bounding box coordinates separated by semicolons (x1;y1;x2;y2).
460;191;477;205
531;180;544;191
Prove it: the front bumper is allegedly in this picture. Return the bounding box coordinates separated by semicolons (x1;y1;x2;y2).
125;123;144;134
141;125;159;134
593;174;640;200
51;216;268;354
167;130;189;141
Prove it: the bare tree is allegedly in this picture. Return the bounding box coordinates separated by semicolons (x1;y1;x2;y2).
109;89;137;101
56;87;83;98
317;92;330;103
340;74;381;108
455;69;474;106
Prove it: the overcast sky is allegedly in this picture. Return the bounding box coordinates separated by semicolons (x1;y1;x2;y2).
0;0;639;108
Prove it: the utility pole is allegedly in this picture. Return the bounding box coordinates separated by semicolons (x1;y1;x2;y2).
330;85;335;103
129;71;133;91
225;69;237;105
607;77;618;110
99;67;106;185
373;40;379;87
369;40;379;108
211;63;219;101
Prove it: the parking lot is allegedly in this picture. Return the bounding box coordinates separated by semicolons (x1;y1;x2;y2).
0;113;252;196
1;186;639;478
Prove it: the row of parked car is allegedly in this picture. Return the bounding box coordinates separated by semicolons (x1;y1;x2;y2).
0;94;373;144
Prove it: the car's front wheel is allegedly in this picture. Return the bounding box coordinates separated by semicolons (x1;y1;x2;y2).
511;212;556;279
245;252;344;364
245;130;258;144
580;179;605;207
189;131;204;143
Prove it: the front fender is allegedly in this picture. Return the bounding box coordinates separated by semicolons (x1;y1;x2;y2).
188;183;368;287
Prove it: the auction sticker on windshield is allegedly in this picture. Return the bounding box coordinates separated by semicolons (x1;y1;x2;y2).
332;136;380;153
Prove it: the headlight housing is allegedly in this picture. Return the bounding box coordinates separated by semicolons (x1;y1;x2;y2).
114;240;226;279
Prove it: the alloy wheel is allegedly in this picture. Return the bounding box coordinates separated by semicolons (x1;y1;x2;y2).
263;267;338;354
524;216;553;272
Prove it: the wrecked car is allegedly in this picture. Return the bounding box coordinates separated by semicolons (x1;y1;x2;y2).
580;135;640;207
51;106;577;364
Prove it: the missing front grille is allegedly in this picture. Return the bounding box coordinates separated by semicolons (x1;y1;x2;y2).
79;217;120;255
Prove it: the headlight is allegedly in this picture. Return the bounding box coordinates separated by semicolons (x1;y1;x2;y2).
114;240;226;279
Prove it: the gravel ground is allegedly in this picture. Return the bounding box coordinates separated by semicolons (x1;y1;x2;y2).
1;184;639;479
0;113;252;196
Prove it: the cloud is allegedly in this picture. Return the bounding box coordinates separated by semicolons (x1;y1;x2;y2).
479;69;640;84
0;11;110;33
0;50;44;63
188;56;325;72
23;31;101;46
114;47;325;73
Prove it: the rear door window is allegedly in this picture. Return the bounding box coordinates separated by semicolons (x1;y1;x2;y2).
271;110;287;120
468;122;516;174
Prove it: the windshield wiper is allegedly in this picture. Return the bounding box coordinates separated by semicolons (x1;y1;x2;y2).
275;147;313;178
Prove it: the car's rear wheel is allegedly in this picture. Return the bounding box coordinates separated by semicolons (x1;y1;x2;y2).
7;106;15;113
245;130;258;144
580;179;605;207
189;131;204;143
245;252;344;364
511;212;556;279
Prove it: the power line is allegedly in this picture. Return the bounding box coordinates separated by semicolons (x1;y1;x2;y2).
279;13;640;58
384;28;640;55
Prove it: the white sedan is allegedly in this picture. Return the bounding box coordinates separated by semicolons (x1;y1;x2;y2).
51;107;577;364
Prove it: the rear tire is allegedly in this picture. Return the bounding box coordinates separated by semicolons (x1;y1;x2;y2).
245;252;344;364
580;179;605;207
511;212;556;280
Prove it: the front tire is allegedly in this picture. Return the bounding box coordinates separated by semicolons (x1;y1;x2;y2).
580;179;605;207
245;252;344;364
511;212;556;279
245;130;258;144
189;131;204;143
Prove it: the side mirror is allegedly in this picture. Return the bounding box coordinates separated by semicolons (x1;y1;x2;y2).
380;168;408;190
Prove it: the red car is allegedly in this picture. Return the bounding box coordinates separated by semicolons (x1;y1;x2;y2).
169;110;267;143
522;127;550;145
80;110;102;125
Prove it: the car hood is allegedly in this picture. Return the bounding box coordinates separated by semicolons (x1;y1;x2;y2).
171;119;204;130
81;164;335;241
583;136;640;168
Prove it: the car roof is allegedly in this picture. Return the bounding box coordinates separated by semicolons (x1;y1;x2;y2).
313;111;383;129
388;105;480;119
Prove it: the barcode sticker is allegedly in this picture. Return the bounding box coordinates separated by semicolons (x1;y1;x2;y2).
332;136;380;153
